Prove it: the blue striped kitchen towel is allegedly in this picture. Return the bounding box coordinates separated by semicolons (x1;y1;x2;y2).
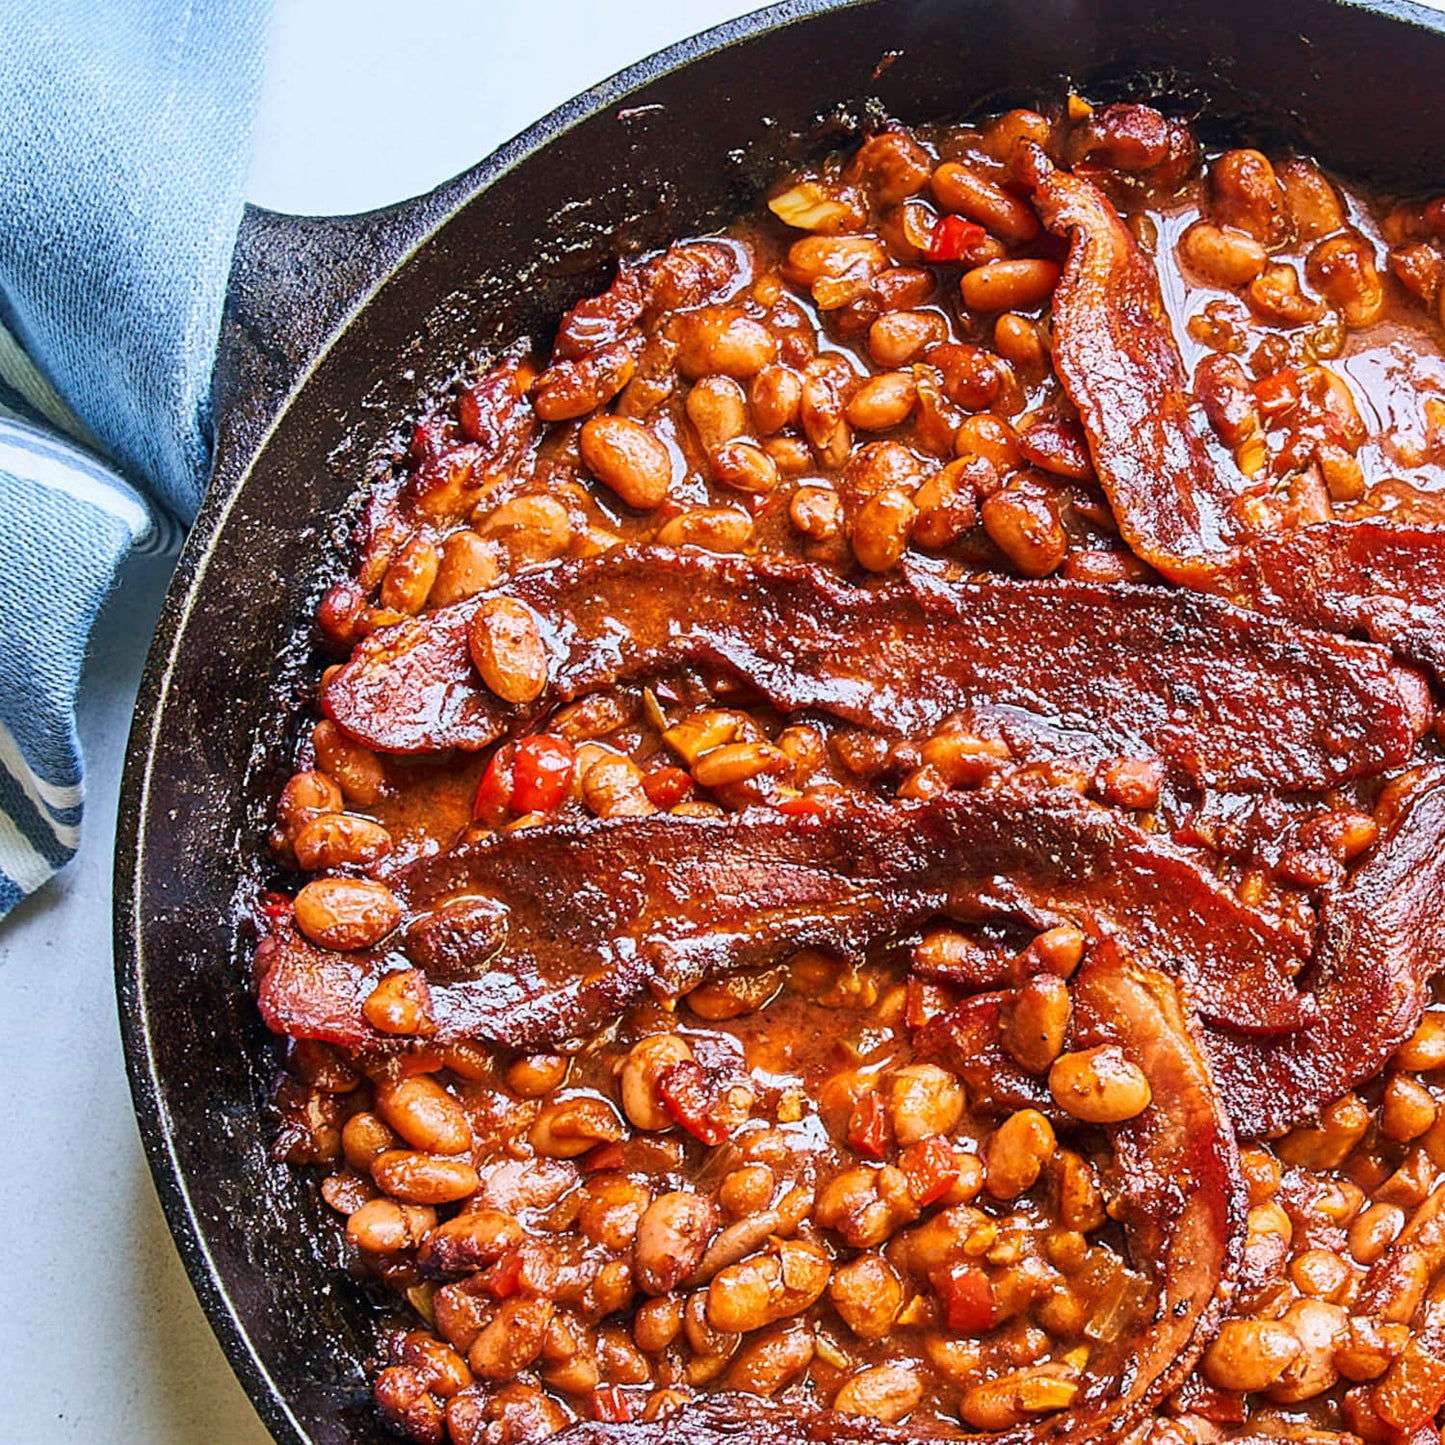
0;1;274;916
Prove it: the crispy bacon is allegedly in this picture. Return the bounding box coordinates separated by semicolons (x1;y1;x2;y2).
544;953;1244;1445
1022;144;1445;678
320;547;1423;792
256;785;1312;1052
1204;772;1445;1137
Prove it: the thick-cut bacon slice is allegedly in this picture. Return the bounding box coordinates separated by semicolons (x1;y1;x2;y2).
1019;145;1243;566
1022;144;1445;677
255;785;1311;1051
320;547;1423;792
543;953;1243;1445
1204;772;1445;1137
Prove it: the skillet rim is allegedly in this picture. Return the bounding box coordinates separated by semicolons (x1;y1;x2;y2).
112;0;1445;1439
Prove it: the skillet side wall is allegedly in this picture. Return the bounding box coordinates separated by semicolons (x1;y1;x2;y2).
115;0;1445;1440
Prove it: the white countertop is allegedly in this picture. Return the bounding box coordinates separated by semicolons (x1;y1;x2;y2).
6;2;1445;1439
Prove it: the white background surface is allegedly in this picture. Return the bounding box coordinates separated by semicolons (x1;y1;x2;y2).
6;0;1445;1440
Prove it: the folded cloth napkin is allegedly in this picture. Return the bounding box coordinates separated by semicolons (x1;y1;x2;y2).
0;0;273;914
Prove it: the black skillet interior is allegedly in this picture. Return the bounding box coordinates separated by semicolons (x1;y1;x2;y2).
115;0;1445;1439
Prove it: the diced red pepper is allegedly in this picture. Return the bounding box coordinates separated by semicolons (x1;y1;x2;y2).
934;1262;998;1333
579;1141;628;1174
259;891;294;927
927;214;989;264
658;1059;729;1146
510;735;576;814
473;744;516;825
900;1134;961;1207
1252;369;1302;418
847;1091;890;1159
775;794;826;817
480;1247;523;1299
643;765;694;809
905;976;954;1030
407;415;451;467
590;1386;634;1424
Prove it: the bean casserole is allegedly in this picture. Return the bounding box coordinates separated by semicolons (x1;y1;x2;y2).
251;99;1445;1444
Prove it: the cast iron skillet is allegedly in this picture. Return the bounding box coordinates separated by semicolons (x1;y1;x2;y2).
116;0;1445;1439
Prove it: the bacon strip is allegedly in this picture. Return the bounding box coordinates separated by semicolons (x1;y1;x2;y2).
546;953;1243;1445
321;547;1422;792
1022;144;1445;677
256;785;1311;1050
1019;144;1243;565
1204;772;1445;1137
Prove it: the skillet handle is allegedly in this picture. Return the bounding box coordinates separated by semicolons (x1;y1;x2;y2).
209;188;465;496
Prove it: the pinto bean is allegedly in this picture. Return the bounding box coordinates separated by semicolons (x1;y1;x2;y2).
846;371;917;431
960;259;1059;312
580;414;674;510
983;1109;1056;1199
276;770;343;836
468;1297;555;1380
833;1364;924;1423
476;494;572;564
886;1063;964;1146
993;313;1048;373
430;530;499;608
506;1054;569;1098
1001;974;1072;1074
851;487;917;572
1178;222;1268;286
1048;1046;1152;1122
654;506;753;553
346;1197;436;1254
816;1164;918;1248
620;1034;694;1130
529;1095;625;1158
829;1253;906;1339
372;1151;480;1206
1383;1075;1439;1142
911;455;984;548
1350;1202;1407;1265
469;596;548;704
958;1366;1080;1430
723;1323;816;1396
582;753;655;818
375;1075;473;1156
789;485;843;542
293;812;393;872
633;1296;684;1354
710;440;780;494
1279;158;1347;240
343;1112;401;1171
748;365;803;434
381;534;441;615
869;309;949;372
1210;148;1289;245
981;479;1067;577
312;719;387;806
675;307;777;379
634;1192;719;1295
850;129;934;205
1306;233;1385;328
294;877;400;950
685;375;749;452
932;161;1041;244
1394;1010;1445;1071
578;1175;654;1251
1267;1298;1347;1403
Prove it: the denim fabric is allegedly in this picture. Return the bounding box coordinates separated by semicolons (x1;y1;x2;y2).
0;0;273;916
